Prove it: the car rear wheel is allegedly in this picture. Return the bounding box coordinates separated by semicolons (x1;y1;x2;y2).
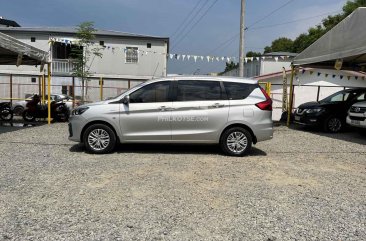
220;127;252;156
83;124;116;154
324;116;343;133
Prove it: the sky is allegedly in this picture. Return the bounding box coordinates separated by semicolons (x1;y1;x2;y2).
2;0;347;74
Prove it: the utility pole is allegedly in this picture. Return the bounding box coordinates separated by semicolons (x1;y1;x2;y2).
239;0;246;77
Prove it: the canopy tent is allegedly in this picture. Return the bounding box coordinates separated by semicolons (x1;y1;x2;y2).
0;31;48;66
293;7;366;70
286;8;366;126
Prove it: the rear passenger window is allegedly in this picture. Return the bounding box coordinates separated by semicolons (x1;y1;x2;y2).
177;80;222;101
130;81;171;103
223;82;257;100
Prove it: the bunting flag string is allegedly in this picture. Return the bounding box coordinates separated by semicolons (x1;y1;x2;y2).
50;37;293;64
299;68;366;81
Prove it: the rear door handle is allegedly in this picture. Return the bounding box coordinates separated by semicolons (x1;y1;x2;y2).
159;106;175;111
211;103;225;108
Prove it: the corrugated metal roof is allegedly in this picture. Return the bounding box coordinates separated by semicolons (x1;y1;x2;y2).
0;26;169;41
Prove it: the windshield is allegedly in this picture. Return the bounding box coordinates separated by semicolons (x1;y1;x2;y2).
112;82;146;99
320;90;352;103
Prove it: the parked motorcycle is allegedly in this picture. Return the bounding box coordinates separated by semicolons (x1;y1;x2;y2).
22;95;69;122
0;102;13;121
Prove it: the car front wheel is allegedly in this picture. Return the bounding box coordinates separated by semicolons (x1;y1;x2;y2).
83;124;117;154
220;127;252;156
324;116;343;133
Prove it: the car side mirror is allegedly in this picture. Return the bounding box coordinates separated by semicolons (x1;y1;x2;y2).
122;95;130;105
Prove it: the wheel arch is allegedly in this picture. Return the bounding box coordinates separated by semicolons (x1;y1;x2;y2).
80;120;120;143
220;123;257;144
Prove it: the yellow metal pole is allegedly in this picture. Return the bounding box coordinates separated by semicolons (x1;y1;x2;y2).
41;75;44;104
100;77;103;101
266;82;271;96
47;63;51;125
287;65;295;127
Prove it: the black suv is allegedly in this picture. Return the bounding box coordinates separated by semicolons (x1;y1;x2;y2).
294;88;366;132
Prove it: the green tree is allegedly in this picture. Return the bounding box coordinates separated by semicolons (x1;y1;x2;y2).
264;37;294;53
292;0;366;52
224;61;239;72
246;51;261;57
71;21;103;103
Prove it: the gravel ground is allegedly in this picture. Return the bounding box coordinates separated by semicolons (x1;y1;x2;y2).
0;122;365;240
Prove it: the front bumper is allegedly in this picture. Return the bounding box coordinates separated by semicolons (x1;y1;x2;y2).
346;114;366;129
68;115;88;142
294;114;323;126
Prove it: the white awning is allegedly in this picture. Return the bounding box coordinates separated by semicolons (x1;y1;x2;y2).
0;31;49;65
293;7;366;69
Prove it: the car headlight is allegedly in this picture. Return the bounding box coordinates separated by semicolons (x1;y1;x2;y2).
305;108;323;114
72;106;89;115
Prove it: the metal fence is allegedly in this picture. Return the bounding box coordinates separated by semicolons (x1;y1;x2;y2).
0;74;145;104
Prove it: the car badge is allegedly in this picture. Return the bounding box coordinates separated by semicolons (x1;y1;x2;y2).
354;107;361;113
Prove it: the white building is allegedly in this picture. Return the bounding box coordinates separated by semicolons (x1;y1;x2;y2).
0;26;169;101
221;52;296;78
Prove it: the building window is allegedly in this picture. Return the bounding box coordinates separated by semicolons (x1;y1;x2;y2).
147;43;152;48
126;47;138;63
31;37;36;42
62;86;68;95
31;77;36;83
99;41;104;46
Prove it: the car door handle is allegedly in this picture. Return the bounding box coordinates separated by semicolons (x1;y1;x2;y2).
211;103;225;108
159;106;175;111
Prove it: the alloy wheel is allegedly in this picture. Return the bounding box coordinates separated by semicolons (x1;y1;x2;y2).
328;118;342;132
226;131;248;154
87;129;111;151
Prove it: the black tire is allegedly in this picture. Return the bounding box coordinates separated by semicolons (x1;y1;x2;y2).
220;127;252;156
0;108;13;121
54;109;69;122
83;124;117;154
323;116;343;133
22;110;35;122
13;106;24;116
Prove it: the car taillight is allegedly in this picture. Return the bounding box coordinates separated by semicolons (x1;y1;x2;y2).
255;87;273;111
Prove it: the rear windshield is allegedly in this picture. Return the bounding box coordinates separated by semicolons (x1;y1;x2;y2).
223;82;258;100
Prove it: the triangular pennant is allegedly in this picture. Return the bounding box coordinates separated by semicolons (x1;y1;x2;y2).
245;58;248;63
256;57;260;61
187;55;191;61
206;56;210;62
200;56;204;61
177;55;181;60
317;72;321;76
355;76;358;80
169;54;174;59
249;57;253;62
226;57;231;62
340;75;344;79
310;71;314;75
261;57;266;60
302;69;306;74
274;57;279;62
193;56;197;62
221;57;225;61
332;75;336;78
347;76;351;80
216;57;219;62
325;74;329;78
280;56;285;60
182;55;186;61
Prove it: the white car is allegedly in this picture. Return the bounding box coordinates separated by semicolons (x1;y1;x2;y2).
12;94;77;115
346;101;366;129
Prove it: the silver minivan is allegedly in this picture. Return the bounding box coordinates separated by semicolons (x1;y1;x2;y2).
68;76;273;156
